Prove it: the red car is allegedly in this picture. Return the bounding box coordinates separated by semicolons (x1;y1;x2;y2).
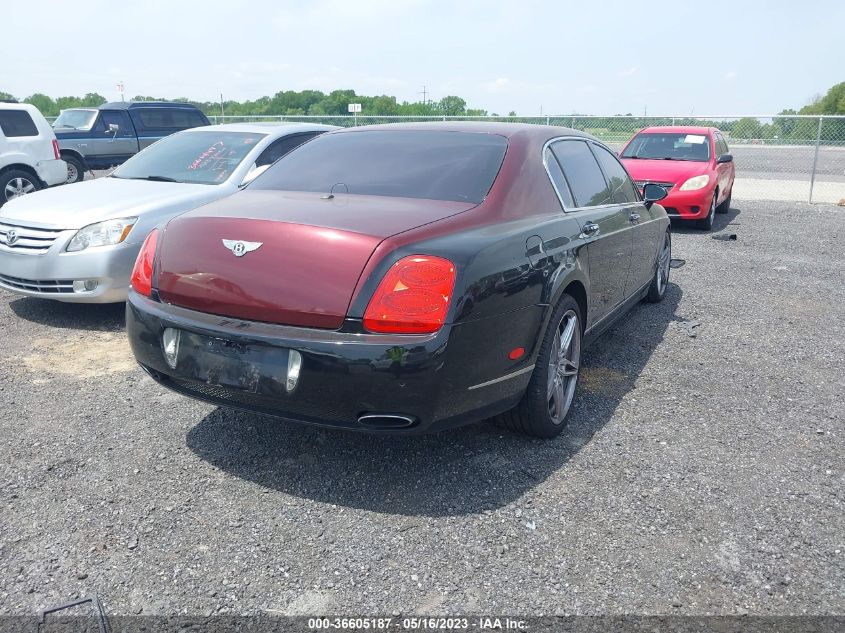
619;126;735;230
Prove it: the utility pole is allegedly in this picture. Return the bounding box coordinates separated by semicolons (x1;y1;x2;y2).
220;93;225;117
419;85;428;106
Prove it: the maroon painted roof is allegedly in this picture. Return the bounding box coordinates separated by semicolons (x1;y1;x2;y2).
323;120;595;142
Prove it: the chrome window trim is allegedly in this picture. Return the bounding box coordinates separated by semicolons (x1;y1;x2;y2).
541;136;639;214
587;140;643;206
467;364;536;391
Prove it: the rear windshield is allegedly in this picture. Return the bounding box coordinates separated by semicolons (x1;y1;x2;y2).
252;130;508;203
621;132;711;162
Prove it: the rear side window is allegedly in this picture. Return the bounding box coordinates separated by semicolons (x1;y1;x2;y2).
170;110;208;128
253;131;508;203
543;147;575;208
255;132;320;167
550;140;611;207
0;110;39;137
591;144;639;204
135;109;167;128
135;108;205;129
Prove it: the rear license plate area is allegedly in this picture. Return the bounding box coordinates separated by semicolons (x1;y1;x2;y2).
177;331;290;396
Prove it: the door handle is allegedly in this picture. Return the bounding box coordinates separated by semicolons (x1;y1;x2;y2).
629;212;641;222
579;222;600;239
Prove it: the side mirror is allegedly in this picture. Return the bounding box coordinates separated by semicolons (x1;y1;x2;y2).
717;153;733;164
107;123;119;134
240;163;270;187
642;183;668;207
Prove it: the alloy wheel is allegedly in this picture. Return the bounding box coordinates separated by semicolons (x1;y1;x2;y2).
547;309;581;425
66;163;79;184
4;177;36;201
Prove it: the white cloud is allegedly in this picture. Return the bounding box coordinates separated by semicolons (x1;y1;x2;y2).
273;0;424;32
619;66;639;77
484;78;510;93
725;71;739;81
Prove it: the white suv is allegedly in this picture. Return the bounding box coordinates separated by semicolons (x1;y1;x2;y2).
0;103;68;207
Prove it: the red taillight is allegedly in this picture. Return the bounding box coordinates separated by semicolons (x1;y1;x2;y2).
363;255;456;334
130;229;159;297
52;139;60;160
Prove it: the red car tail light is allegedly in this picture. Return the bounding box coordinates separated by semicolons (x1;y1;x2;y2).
130;229;159;297
51;139;60;160
363;255;456;334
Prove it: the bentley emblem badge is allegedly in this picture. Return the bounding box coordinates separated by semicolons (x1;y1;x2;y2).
222;239;262;257
6;230;18;245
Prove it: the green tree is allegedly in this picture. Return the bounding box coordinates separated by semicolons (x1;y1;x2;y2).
733;117;762;139
24;93;58;117
800;81;845;115
81;93;107;107
0;91;16;102
3;88;491;120
436;95;466;116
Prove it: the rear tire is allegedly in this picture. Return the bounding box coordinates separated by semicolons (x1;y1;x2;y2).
0;169;42;206
495;294;582;439
62;155;85;184
696;191;717;230
645;230;671;303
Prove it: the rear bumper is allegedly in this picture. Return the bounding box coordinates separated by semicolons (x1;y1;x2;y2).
34;159;68;187
127;292;543;434
660;187;714;220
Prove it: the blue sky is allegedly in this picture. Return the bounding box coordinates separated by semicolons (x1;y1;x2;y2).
4;0;842;115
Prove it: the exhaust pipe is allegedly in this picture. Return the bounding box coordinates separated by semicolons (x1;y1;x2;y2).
357;413;418;429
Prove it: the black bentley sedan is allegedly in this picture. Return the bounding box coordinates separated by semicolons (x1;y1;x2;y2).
126;123;670;438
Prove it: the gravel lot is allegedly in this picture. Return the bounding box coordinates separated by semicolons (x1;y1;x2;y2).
0;200;842;618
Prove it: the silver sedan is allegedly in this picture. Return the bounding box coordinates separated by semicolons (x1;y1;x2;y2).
0;123;336;303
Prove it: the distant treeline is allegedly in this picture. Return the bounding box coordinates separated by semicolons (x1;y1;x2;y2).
2;81;842;141
0;89;493;118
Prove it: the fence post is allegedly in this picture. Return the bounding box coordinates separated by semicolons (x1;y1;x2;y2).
808;116;823;204
546;116;550;125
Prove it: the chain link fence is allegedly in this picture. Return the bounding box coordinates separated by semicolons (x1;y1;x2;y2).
206;114;845;204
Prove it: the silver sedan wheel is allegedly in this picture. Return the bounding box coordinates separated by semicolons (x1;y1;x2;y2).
547;309;581;425
656;233;671;295
4;177;37;201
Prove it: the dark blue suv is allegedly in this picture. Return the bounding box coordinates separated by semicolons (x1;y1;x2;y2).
53;101;210;183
